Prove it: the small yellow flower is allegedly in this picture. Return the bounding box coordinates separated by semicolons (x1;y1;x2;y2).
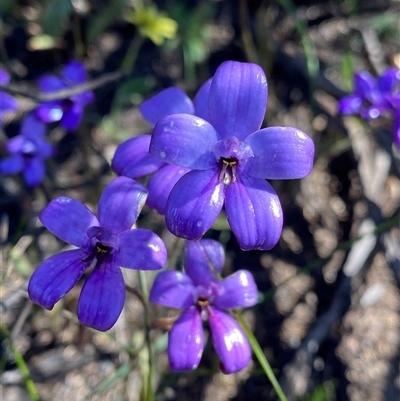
127;4;178;46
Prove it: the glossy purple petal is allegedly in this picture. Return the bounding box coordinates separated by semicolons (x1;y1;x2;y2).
61;103;83;131
184;239;225;286
5;135;24;153
166;169;225;240
168;306;204;371
111;135;165;178
151;114;219;169
139;87;194;126
208;61;267;141
377;68;400;92
36;101;64;123
337;95;362;115
146;164;190;214
193;78;212;121
213;270;258;310
40;197;99;248
21;112;46;139
97;176;148;234
0;91;18;112
354;71;376;98
243;127;314;179
0;155;23;174
208;308;251;374
23;157;45;187
149;270;195;308
0;68;10;84
225;174;283;250
77;259;125;331
115;228;167;270
62;61;87;85
38;75;66;93
28;249;88;309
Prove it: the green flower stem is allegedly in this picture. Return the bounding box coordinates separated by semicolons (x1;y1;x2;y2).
138;270;154;401
233;311;288;401
120;34;145;75
0;325;40;401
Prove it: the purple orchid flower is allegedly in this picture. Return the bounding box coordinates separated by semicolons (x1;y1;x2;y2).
149;61;315;250
0;68;19;124
111;80;212;214
338;68;400;147
150;239;258;373
0;112;53;186
35;60;94;131
28;176;167;331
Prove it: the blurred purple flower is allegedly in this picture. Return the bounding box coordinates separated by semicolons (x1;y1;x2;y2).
150;61;315;250
112;81;211;214
150;239;258;373
28;177;167;331
338;68;400;147
35;61;94;131
0;112;52;186
0;68;19;123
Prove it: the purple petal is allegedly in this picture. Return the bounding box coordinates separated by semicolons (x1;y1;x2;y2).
0;68;10;85
166;169;225;241
139;87;194;126
208;308;251;374
23;157;45;187
62;61;88;85
337;95;362;115
5;136;24;153
146;164;190;215
36;101;64;123
149;270;195;308
0;155;23;174
61;103;83;131
377;68;400;92
77;259;125;331
35;138;54;158
115;228;167;270
243;127;314;179
151;114;219;169
111;135;165;178
225;174;283;250
21;112;46;139
208;61;267;141
213;270;258;310
0;91;18;112
168;306;204;371
97;177;148;234
184;239;225;286
354;71;376;98
193;78;212;121
40;197;99;248
72;90;94;106
38;75;66;93
28;249;88;309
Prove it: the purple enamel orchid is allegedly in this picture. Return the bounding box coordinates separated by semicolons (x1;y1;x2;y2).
35;61;94;131
0;112;53;186
149;61;315;250
28;177;167;331
150;239;258;373
0;68;19;123
111;80;211;214
338;68;400;147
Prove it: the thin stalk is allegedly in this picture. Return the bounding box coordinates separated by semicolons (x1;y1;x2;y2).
138;270;154;401
120;34;145;75
233;311;288;401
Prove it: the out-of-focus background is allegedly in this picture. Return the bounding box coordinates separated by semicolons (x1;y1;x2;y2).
1;0;399;400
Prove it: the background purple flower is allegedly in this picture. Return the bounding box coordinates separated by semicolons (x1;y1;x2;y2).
28;176;167;331
150;239;258;373
0;112;53;186
112;81;211;214
0;68;19;123
35;60;94;131
150;61;315;250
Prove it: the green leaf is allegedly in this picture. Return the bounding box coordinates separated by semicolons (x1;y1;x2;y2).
341;52;354;92
43;0;72;38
